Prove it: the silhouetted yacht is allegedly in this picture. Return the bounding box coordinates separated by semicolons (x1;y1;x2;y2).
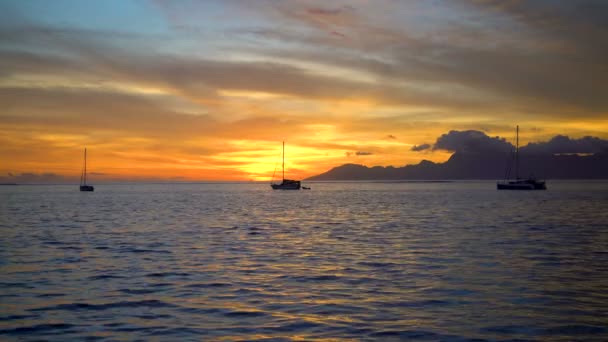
497;126;546;190
79;148;94;192
271;141;301;190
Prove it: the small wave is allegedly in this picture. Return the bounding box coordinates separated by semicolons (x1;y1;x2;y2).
0;294;18;298
36;293;65;298
368;329;442;339
311;275;342;281
110;326;161;333
309;303;365;315
30;299;177;312
125;248;172;254
0;323;77;335
0;282;35;289
119;288;162;295
345;276;381;285
134;313;173;320
543;325;606;335
261;303;286;311
0;314;37;321
150;282;173;287
273;320;323;332
146;327;208;336
43;241;65;245
280;274;342;282
184;282;232;288
88;274;125;280
178;307;224;316
482;324;537;335
234;288;262;295
383;299;450;308
56;256;83;264
423;288;476;297
224;310;267;318
58;247;83;252
146;272;190;278
357;261;398;268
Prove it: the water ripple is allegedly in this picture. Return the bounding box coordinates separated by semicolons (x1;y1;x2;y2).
0;323;78;336
30;300;178;312
1;182;607;340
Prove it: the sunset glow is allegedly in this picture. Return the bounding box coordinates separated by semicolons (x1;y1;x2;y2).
1;0;607;182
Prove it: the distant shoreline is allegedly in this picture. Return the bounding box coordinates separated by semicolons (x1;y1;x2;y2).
3;179;608;186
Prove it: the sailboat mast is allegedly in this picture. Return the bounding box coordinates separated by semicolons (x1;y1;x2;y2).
282;141;285;181
515;125;519;180
84;148;87;185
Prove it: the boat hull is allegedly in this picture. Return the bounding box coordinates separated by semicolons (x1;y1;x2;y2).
80;185;94;192
498;126;547;190
271;180;301;190
497;180;546;190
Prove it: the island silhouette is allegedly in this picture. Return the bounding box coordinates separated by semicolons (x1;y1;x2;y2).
307;130;608;181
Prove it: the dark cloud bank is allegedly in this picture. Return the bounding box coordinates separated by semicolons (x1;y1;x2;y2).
411;144;431;152
309;131;608;180
432;130;608;155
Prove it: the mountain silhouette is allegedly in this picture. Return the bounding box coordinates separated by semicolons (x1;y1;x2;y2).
307;131;608;180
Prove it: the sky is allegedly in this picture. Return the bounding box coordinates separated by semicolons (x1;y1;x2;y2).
1;0;607;182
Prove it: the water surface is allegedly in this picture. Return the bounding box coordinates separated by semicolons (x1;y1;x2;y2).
1;181;607;340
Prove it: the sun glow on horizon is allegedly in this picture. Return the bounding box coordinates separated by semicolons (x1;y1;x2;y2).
1;1;607;183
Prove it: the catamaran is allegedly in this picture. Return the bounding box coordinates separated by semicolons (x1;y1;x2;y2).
79;148;94;192
497;126;546;190
271;141;301;190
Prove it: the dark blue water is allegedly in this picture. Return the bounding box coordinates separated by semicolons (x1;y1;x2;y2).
1;181;607;341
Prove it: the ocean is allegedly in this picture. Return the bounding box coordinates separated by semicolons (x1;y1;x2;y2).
1;181;607;341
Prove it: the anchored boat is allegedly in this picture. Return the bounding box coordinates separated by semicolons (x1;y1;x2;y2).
271;141;302;190
79;148;94;192
497;126;546;190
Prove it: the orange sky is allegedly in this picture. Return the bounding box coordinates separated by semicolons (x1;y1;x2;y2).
1;1;607;182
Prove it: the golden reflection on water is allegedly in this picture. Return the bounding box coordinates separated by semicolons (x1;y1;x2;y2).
1;182;607;340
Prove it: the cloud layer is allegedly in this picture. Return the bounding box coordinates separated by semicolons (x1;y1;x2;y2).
523;135;608;154
1;0;607;180
433;131;512;154
426;130;608;155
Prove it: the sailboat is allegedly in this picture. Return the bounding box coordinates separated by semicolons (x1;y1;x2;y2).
497;126;546;190
271;141;301;190
79;148;94;192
